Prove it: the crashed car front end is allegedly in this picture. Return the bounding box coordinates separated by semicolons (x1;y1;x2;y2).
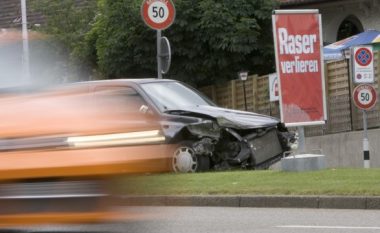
164;112;296;172
139;80;297;173
216;123;294;170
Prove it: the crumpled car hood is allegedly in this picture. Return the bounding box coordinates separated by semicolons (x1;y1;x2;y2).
166;105;280;129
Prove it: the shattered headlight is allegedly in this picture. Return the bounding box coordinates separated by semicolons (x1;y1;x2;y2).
216;117;243;128
289;131;299;150
187;120;220;138
279;131;298;150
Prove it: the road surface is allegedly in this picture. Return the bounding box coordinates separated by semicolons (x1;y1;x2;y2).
4;206;380;233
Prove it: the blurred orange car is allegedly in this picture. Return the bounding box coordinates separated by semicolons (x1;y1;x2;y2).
0;82;172;227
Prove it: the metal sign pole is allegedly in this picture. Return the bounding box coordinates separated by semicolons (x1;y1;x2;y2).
243;80;247;110
21;0;30;83
351;44;375;169
363;110;370;168
297;126;305;153
141;0;175;78
157;30;162;79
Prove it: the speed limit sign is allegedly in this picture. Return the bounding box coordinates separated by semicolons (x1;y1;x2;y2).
141;0;176;30
353;84;377;110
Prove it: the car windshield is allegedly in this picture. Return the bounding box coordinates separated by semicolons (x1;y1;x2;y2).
140;81;216;112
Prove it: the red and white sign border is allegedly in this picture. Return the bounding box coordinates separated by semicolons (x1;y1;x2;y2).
352;45;375;84
353;84;377;110
354;47;372;66
141;0;176;30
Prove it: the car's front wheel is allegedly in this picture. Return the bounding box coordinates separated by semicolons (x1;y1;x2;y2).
172;141;210;173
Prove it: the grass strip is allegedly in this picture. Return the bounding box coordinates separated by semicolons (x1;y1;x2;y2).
116;168;380;196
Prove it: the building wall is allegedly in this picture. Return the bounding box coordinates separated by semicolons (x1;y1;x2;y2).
282;0;380;44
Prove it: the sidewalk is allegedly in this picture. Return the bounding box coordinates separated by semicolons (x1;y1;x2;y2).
121;195;380;210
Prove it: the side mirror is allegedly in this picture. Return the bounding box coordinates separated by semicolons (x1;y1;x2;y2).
139;104;157;118
139;105;150;114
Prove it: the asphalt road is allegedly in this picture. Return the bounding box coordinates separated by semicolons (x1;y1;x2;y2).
6;206;380;233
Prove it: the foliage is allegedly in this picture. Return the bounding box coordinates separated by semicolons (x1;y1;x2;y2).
91;0;157;78
28;0;97;80
33;0;278;86
30;0;98;68
166;0;277;86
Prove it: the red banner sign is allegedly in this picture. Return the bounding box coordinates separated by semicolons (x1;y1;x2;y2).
272;10;326;126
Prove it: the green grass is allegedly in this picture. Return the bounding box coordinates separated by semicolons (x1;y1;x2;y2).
116;169;380;196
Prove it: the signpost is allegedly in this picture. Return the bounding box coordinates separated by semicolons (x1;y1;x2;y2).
160;36;171;74
272;9;326;154
272;10;327;127
269;73;280;102
351;44;376;169
352;84;377;168
141;0;175;30
352;45;374;84
353;84;377;110
141;0;175;78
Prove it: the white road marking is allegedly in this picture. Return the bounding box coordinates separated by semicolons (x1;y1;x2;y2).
277;225;380;230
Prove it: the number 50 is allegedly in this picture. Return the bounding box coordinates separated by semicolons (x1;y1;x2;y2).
152;6;165;18
361;92;370;101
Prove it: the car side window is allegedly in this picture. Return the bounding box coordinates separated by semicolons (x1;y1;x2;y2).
93;86;147;114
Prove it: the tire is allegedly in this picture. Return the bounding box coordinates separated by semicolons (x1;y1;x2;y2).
172;141;210;173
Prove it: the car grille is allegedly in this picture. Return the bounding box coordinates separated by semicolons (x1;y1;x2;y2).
248;129;283;165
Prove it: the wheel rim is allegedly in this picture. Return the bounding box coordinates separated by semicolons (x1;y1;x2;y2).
172;146;198;173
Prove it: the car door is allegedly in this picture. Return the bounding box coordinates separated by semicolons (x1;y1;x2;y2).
91;86;159;133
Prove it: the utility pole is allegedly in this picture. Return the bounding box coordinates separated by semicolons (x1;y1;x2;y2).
21;0;31;83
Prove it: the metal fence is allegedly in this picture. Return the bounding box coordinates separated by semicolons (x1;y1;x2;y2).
200;51;380;137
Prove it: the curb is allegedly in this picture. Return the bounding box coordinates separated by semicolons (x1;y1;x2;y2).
120;195;380;210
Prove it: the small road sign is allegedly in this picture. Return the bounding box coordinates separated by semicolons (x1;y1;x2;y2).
353;84;377;110
141;0;176;30
352;83;376;169
269;73;280;102
160;36;171;74
352;46;374;84
355;47;372;66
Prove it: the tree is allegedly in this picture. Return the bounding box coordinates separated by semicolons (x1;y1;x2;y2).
30;0;98;80
31;0;97;58
90;0;157;78
179;0;278;85
33;0;278;86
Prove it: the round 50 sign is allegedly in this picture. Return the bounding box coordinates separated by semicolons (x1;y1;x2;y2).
353;84;377;110
141;0;176;30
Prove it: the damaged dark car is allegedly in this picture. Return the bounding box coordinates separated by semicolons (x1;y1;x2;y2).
80;79;296;173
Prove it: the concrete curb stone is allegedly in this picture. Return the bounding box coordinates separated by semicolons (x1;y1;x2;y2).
121;195;380;210
365;197;380;209
121;195;167;206
318;196;366;209
240;195;319;208
166;195;240;207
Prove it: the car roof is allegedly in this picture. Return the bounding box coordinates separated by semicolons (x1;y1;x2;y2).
0;79;182;96
74;78;178;86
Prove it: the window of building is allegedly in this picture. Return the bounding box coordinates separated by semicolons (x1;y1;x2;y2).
337;15;363;40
